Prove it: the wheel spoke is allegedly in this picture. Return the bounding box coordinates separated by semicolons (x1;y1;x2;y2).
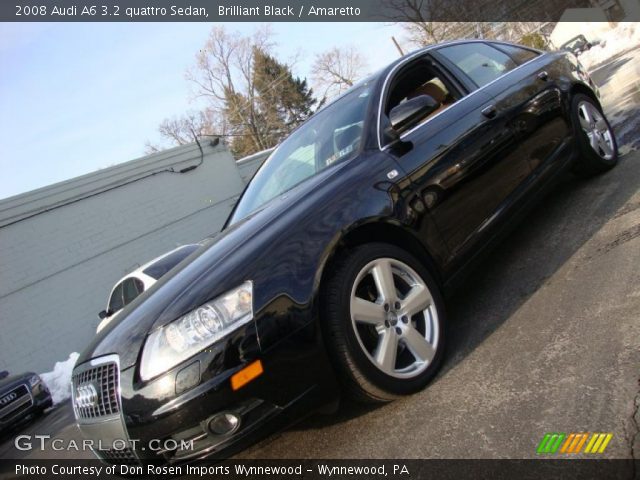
403;326;435;363
401;284;431;316
578;104;591;130
351;297;385;326
587;131;599;152
371;260;397;303
598;136;613;157
374;329;398;373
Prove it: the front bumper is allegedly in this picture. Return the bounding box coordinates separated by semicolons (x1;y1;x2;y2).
73;321;339;464
0;382;52;432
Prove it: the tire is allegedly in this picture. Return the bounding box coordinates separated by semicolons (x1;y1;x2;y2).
323;243;446;403
571;93;618;177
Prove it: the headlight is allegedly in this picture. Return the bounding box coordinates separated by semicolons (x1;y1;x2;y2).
29;375;41;387
140;281;253;381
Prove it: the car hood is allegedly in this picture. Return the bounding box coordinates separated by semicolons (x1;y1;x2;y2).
0;373;33;392
76;161;349;371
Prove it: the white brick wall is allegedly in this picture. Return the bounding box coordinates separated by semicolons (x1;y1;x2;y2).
0;140;266;374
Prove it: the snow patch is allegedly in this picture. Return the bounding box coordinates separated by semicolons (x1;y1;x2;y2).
579;22;640;70
40;352;79;405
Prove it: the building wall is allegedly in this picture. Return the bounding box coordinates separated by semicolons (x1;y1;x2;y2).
550;15;612;46
0;140;264;374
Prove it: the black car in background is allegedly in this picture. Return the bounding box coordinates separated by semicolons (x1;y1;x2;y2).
0;371;52;433
560;35;594;56
72;40;617;464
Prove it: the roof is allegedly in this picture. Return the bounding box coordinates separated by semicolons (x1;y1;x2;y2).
0;138;225;228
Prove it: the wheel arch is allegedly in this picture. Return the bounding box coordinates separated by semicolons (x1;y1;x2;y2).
316;220;444;304
570;82;603;110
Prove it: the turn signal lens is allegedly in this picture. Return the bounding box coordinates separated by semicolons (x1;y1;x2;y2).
231;360;263;391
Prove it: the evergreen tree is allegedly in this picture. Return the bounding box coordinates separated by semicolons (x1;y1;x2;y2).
151;27;318;159
225;48;317;158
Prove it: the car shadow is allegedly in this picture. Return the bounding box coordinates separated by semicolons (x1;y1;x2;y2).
590;56;632;87
282;147;639;435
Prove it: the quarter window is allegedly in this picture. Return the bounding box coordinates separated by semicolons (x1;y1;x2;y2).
437;43;517;87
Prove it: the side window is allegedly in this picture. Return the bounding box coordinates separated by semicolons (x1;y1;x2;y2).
385;59;461;116
381;57;462;145
108;283;124;312
437;43;517;88
491;43;540;64
122;278;140;306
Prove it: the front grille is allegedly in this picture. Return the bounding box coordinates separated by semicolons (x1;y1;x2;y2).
98;447;139;465
0;384;33;423
72;362;119;419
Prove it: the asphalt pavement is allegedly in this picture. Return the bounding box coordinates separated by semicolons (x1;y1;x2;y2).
1;47;639;463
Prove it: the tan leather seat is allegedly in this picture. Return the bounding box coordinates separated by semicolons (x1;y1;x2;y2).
408;82;448;104
407;82;452;122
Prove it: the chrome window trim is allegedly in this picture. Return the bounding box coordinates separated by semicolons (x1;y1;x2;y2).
377;39;543;151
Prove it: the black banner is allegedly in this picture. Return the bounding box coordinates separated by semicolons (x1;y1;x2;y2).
1;459;639;480
3;0;640;22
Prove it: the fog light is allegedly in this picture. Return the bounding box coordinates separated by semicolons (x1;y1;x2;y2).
208;412;240;436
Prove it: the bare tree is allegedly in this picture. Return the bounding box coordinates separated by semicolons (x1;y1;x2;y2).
311;46;368;99
383;0;554;47
145;109;224;154
183;25;279;151
494;22;550;42
147;26;273;154
382;0;480;46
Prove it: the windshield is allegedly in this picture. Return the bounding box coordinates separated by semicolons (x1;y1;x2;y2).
229;83;373;223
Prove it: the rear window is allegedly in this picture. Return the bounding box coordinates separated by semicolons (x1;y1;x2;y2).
142;245;198;280
492;43;540;64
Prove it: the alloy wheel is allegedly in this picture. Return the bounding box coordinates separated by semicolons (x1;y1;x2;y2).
349;258;439;379
577;101;615;160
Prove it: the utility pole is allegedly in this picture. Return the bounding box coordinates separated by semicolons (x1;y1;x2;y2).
391;36;404;56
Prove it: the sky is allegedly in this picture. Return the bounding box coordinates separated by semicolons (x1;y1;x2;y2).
0;22;408;200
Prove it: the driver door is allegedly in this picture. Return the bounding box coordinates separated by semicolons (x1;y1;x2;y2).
383;52;532;271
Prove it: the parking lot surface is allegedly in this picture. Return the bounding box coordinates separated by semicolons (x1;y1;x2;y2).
1;47;639;463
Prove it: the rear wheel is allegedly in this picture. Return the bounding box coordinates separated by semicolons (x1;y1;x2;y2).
571;93;618;177
323;243;445;403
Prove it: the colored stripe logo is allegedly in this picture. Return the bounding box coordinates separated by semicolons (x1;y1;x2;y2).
537;433;612;454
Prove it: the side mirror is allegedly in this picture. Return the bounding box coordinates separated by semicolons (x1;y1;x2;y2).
98;310;110;319
0;371;8;379
389;95;440;135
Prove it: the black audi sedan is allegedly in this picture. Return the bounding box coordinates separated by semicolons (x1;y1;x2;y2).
0;371;52;433
72;40;617;464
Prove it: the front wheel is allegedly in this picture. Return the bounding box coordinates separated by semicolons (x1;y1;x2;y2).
323;243;446;403
571;93;618;177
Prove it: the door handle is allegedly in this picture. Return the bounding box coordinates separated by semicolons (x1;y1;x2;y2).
537;70;549;81
481;105;497;118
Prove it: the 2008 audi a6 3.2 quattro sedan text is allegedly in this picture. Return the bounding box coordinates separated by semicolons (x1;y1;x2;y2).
72;40;618;464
